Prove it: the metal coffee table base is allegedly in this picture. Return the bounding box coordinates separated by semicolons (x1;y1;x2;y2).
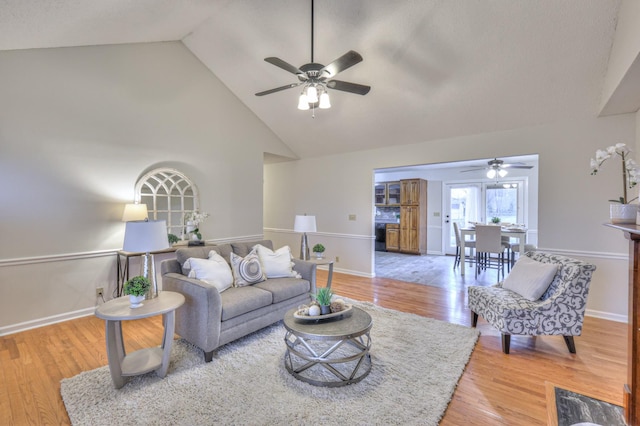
284;330;372;387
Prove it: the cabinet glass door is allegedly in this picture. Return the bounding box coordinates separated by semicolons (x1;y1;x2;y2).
374;184;386;205
387;182;401;205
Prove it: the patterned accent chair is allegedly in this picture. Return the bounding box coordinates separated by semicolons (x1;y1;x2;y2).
467;252;596;354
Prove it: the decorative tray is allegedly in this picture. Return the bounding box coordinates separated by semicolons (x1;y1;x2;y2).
293;304;353;321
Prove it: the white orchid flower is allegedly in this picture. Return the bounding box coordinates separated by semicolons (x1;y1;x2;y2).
592;142;638;204
595;149;611;162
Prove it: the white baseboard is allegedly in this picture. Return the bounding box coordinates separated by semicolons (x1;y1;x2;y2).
585;308;627;323
0;307;95;336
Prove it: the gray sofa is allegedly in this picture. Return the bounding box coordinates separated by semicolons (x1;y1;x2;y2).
161;240;317;362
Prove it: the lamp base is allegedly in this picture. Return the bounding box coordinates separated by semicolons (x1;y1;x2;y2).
299;233;310;260
141;253;158;299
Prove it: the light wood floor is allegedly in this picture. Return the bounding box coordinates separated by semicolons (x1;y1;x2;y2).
0;270;627;425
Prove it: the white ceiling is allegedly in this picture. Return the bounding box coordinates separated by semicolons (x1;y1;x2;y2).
1;0;636;159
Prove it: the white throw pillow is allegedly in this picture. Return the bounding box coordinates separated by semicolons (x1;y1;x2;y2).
254;244;301;279
186;252;233;293
503;256;558;301
229;250;266;287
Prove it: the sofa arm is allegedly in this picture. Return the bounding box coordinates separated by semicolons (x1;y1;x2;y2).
161;271;223;354
292;259;317;294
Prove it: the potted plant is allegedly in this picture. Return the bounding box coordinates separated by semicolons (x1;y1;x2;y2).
123;276;150;308
168;233;179;245
491;217;501;224
312;243;325;259
312;287;333;314
590;143;640;223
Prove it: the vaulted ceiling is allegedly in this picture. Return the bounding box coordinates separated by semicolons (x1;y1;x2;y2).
2;0;637;159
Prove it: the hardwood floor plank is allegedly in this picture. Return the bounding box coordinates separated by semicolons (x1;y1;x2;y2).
0;269;626;425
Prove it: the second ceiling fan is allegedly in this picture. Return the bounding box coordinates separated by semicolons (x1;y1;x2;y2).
461;158;534;179
255;0;371;112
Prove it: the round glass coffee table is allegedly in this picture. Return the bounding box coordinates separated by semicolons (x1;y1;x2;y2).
283;306;372;387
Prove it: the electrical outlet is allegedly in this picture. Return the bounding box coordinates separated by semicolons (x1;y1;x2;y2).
96;287;104;298
335;256;340;263
348;214;356;221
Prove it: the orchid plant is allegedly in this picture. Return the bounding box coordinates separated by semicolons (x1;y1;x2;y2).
590;143;640;204
184;211;210;240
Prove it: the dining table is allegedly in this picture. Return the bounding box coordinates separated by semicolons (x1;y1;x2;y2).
459;226;528;276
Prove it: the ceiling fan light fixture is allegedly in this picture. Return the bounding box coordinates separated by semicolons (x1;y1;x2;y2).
319;91;331;109
487;169;496;179
297;93;310;110
498;169;508;178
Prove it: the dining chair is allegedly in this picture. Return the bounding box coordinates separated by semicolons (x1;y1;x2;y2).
453;222;475;269
474;225;509;281
510;243;538;267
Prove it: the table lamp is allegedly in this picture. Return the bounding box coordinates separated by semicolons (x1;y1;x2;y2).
121;203;148;222
294;214;316;260
122;220;170;299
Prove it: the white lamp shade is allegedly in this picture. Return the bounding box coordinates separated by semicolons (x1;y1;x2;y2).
298;94;310;110
306;85;318;103
498;169;508;178
122;203;148;222
123;220;170;253
319;92;331;109
294;215;317;233
486;169;496;179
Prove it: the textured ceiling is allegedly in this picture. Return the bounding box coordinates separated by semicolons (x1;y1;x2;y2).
0;0;631;159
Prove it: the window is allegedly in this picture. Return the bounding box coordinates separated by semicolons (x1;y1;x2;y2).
134;168;200;238
485;182;520;224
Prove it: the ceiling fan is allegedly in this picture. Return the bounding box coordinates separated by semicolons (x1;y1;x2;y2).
255;0;371;113
461;158;534;179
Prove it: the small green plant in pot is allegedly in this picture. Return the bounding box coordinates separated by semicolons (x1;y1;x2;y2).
312;243;325;259
312;287;333;314
124;276;150;308
491;217;501;224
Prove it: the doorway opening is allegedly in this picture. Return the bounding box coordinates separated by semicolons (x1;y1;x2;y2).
373;154;538;288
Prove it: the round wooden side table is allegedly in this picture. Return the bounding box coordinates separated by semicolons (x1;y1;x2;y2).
95;291;185;389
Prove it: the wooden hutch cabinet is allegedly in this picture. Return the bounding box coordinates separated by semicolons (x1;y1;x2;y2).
399;179;427;255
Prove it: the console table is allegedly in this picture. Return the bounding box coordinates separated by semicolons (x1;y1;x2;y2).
95;291;185;389
605;223;640;425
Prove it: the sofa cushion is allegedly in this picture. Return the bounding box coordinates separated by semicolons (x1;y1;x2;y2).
253;278;311;304
219;286;273;321
254;244;301;279
503;256;558;301
176;247;213;275
186;253;233;293
232;240;273;258
229;250;266;287
211;244;233;265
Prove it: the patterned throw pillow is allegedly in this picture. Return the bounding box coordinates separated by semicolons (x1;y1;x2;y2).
229;249;266;287
254;244;301;279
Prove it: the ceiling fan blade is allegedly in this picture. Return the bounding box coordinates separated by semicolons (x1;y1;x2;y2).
326;80;371;95
255;83;302;96
264;57;304;75
320;50;363;77
504;165;534;169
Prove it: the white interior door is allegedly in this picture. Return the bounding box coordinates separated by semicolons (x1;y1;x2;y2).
443;184;481;255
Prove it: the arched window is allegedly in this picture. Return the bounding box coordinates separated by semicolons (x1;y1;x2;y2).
134;168;199;238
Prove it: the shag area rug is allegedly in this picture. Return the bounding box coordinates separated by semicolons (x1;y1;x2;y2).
61;301;479;425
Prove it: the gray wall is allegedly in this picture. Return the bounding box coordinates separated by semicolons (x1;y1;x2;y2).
0;42;293;332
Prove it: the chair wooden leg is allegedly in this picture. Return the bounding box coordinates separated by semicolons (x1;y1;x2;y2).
471;311;478;327
454;246;460;269
563;336;576;354
204;350;215;362
502;334;511;354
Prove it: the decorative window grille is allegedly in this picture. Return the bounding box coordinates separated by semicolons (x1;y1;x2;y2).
134;168;200;238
